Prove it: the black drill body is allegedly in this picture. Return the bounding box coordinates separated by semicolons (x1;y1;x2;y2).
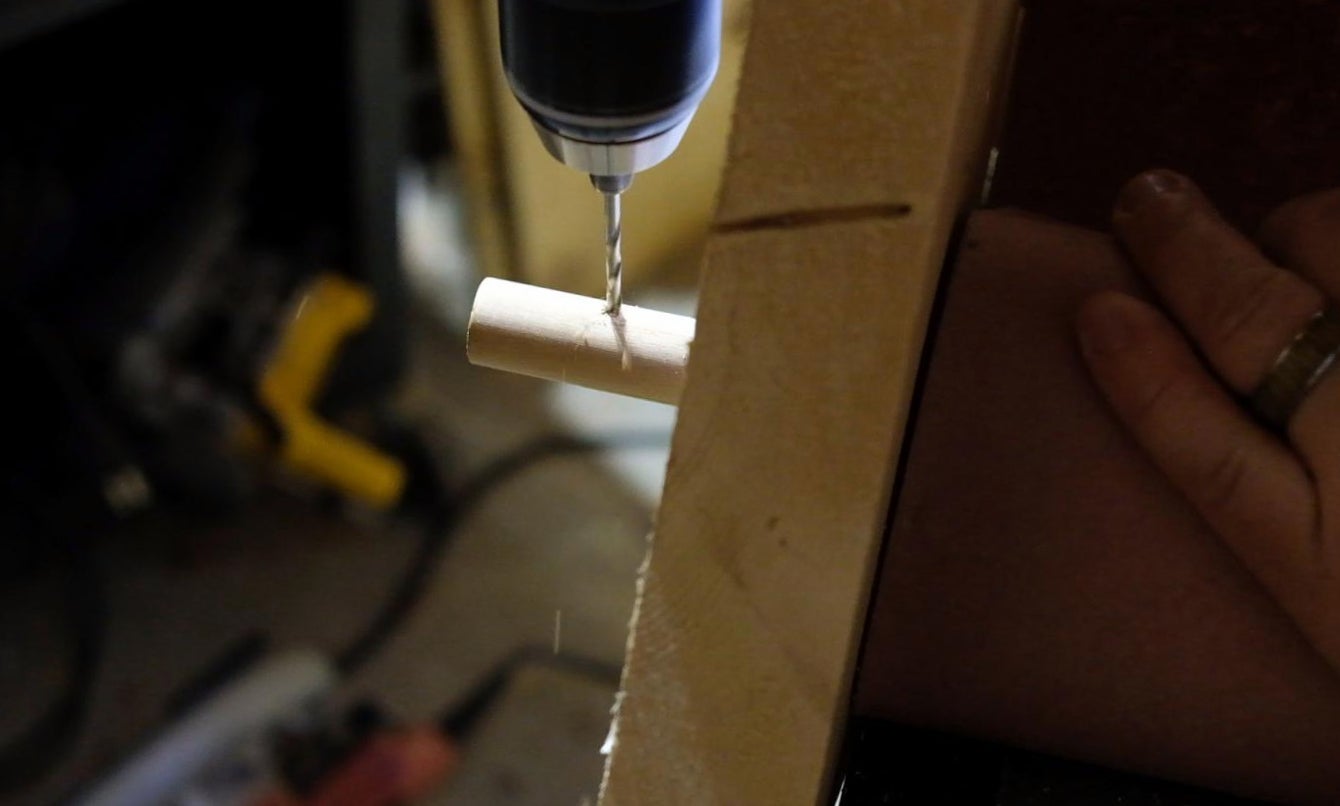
498;0;721;145
496;0;721;313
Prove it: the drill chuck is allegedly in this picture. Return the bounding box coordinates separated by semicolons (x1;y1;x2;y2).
498;0;722;179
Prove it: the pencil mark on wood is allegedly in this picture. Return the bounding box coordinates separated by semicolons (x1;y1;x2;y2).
712;203;914;235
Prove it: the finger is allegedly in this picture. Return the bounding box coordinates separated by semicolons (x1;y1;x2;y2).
1111;171;1325;394
1076;292;1324;618
1255;189;1340;484
1259;187;1340;299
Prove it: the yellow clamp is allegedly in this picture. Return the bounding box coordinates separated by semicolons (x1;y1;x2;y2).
243;273;407;510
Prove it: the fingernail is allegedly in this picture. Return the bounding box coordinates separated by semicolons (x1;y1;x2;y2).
1078;298;1135;357
1114;170;1186;216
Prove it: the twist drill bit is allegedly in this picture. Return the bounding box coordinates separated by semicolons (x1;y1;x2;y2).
592;174;631;316
602;189;623;315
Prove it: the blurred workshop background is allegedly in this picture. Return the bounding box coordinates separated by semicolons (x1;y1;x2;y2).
0;0;748;803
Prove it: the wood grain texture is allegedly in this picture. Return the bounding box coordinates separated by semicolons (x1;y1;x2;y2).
467;278;694;405
715;0;1017;224
599;2;1019;803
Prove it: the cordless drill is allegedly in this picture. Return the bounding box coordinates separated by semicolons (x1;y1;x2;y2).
496;0;722;313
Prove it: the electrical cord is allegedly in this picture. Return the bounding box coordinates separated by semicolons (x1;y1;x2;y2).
0;421;664;793
0;495;105;796
334;427;669;676
0;306;116;796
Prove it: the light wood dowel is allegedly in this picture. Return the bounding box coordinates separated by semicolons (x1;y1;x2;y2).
466;278;696;405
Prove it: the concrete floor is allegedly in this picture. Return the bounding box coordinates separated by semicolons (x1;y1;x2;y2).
0;165;683;806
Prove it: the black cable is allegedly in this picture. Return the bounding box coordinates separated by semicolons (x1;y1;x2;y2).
0;423;650;791
0;304;113;794
0;504;105;795
334;429;669;676
5;300;139;490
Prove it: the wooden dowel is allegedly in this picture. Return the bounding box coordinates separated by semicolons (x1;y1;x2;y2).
466;278;696;405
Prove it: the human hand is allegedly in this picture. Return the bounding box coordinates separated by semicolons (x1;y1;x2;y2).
1077;171;1340;672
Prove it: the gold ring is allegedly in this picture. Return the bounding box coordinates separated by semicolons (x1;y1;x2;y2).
1250;305;1340;431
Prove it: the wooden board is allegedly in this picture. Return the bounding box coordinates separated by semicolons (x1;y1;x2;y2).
599;2;1020;803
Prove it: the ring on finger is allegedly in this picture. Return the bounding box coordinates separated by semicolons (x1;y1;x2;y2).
1250;305;1340;431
